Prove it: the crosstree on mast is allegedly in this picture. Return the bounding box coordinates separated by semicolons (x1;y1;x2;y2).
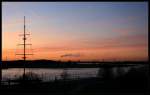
16;16;33;77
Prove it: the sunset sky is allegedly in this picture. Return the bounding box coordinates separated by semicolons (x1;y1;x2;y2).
2;2;148;61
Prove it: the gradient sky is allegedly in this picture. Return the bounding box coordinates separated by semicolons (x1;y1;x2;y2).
2;2;148;61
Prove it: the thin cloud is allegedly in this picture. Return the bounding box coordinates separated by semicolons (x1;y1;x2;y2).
60;53;81;58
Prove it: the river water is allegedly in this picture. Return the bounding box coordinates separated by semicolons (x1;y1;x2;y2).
2;64;144;82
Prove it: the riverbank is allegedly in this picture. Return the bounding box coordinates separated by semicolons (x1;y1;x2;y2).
0;64;148;95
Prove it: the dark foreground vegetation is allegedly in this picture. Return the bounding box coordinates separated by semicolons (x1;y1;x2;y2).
0;64;149;95
1;60;148;68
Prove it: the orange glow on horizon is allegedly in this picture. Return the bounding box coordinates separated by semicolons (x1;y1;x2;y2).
2;2;148;61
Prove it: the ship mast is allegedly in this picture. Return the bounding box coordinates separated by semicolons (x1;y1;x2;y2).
16;16;33;80
23;16;26;77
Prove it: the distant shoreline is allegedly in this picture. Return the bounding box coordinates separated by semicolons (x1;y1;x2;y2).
1;60;148;69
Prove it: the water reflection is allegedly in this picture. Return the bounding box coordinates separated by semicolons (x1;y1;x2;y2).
2;65;142;82
2;68;99;81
